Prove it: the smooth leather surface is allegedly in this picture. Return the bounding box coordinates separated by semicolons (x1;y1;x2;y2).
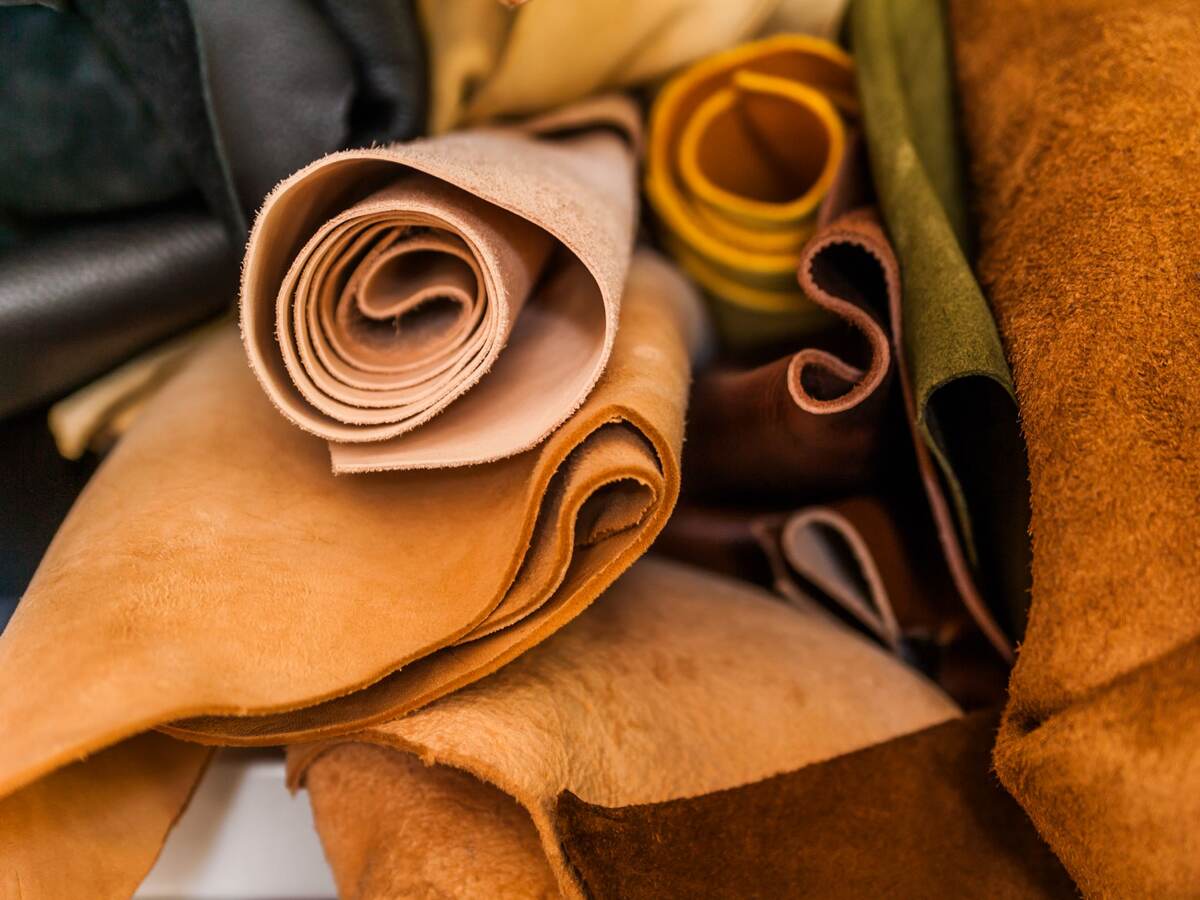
556;709;1076;899
851;0;1032;640
241;96;640;473
0;209;236;419
420;0;780;133
0;249;694;800
646;34;858;346
291;557;958;899
952;0;1200;893
0;733;211;900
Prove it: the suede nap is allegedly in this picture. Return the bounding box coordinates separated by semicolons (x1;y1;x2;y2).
241;97;639;473
951;0;1200;893
0;733;211;900
646;35;858;347
556;710;1076;899
850;0;1032;638
0;248;694;801
292;557;959;899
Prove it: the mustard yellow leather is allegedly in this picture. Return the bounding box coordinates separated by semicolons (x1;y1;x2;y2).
646;34;857;345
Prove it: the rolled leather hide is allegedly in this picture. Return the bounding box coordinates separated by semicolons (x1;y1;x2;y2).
0;248;694;801
646;35;858;346
241;97;639;473
290;557;959;900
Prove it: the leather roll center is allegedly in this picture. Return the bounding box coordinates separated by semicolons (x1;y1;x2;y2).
689;79;834;209
355;247;476;342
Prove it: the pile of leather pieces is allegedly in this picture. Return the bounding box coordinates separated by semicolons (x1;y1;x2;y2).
2;0;1197;897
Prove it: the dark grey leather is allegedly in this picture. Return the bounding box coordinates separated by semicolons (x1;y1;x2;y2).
0;209;236;418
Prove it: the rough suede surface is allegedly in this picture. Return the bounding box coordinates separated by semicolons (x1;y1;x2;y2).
950;0;1200;894
293;558;959;899
556;710;1076;899
850;0;1032;638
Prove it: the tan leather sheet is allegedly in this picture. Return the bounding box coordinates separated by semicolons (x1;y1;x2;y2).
241;96;639;473
0;734;211;899
290;557;959;899
0;249;694;802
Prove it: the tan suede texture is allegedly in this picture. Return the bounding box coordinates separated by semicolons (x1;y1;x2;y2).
241;96;641;473
0;249;693;801
0;734;210;900
293;557;959;899
951;0;1200;894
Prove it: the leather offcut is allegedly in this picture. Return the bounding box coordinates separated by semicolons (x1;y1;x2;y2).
241;96;640;473
290;557;959;900
646;34;858;347
0;248;694;802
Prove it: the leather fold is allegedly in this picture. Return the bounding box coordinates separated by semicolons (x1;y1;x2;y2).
684;208;894;502
241;96;640;473
0;733;211;900
289;557;959;900
646;34;858;345
0;248;693;799
419;0;781;133
851;0;1031;641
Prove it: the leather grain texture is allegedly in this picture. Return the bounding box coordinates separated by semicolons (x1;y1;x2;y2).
291;557;959;899
556;710;1076;899
0;248;694;800
241;97;640;473
850;0;1033;640
951;0;1200;894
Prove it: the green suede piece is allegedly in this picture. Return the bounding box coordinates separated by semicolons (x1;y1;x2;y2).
850;0;1031;637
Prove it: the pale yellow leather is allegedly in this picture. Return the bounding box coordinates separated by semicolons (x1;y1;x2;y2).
646;35;856;343
48;319;225;460
420;0;780;133
292;557;960;899
0;249;694;801
242;96;640;474
0;734;210;900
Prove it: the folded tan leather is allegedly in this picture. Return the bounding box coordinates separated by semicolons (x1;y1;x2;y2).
951;0;1200;893
556;710;1076;898
0;248;694;801
420;0;782;134
0;733;210;899
646;34;858;346
241;96;638;474
290;557;959;899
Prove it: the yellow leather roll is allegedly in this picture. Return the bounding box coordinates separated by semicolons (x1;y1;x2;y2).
647;34;857;344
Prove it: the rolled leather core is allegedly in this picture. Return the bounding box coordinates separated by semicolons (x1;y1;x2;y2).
647;34;857;325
